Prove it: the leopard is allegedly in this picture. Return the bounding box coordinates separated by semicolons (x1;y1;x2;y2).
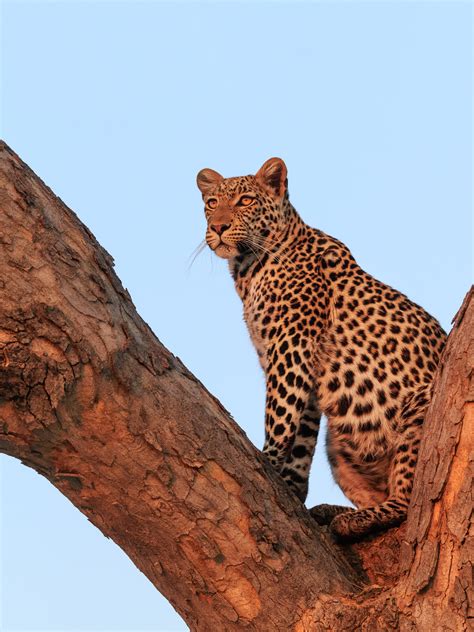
196;157;446;539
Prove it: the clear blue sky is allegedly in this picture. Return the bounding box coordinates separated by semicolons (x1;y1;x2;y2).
1;1;471;630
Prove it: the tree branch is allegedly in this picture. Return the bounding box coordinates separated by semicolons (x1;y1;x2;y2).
0;141;471;631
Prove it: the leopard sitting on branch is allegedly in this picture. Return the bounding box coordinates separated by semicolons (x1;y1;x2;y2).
196;158;446;539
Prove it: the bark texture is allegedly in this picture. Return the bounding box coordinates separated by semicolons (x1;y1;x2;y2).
0;141;471;631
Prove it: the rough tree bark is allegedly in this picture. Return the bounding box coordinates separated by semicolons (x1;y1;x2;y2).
0;141;471;631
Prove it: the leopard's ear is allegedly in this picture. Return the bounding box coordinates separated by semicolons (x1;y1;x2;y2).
196;168;223;196
255;157;287;199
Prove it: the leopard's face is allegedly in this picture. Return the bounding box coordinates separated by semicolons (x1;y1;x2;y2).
197;158;289;260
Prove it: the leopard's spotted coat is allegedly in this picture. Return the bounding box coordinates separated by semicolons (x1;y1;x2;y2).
197;158;446;539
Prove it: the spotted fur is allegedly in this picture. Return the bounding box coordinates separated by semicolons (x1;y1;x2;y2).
196;158;446;539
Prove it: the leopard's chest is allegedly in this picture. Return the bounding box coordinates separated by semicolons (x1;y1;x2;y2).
242;277;274;371
241;262;319;372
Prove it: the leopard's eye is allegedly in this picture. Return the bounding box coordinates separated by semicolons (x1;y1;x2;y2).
207;198;218;209
239;196;255;207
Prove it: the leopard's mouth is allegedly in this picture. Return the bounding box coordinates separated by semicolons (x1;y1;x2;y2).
213;242;239;259
210;240;253;259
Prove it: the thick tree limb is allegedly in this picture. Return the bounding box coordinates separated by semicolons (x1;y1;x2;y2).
0;142;471;631
397;289;473;629
299;288;473;631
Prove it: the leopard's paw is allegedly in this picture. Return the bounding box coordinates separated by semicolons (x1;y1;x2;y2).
309;504;353;526
330;510;377;540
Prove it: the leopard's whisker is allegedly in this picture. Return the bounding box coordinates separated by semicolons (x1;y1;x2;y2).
244;234;293;270
187;239;208;271
240;236;269;268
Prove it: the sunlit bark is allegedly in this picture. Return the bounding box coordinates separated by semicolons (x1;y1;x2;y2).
0;142;471;631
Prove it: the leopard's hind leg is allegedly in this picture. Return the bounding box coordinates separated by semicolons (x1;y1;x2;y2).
330;388;428;539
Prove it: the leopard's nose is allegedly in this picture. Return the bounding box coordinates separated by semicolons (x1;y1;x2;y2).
211;223;230;236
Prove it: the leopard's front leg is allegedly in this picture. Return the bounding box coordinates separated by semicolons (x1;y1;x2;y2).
262;338;320;502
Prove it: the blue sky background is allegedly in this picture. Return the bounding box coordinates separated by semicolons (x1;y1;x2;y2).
0;1;472;630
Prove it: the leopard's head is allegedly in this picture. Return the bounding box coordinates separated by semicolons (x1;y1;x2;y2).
196;158;289;259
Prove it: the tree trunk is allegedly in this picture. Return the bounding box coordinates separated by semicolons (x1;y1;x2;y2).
0;141;471;631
